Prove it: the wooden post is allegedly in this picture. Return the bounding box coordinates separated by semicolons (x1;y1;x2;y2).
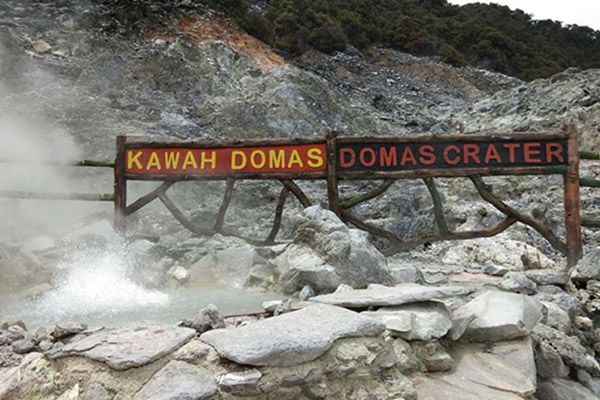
326;132;340;217
564;124;583;267
214;178;235;232
114;135;127;235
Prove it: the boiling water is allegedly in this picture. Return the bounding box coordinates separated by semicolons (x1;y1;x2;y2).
0;247;285;329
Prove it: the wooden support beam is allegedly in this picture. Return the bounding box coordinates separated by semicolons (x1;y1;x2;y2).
340;179;395;209
580;178;600;188
0;191;114;201
326;132;341;217
114;136;127;235
214;178;235;232
423;177;450;235
265;186;290;244
125;182;174;216
470;175;568;256
280;180;312;208
564;124;583;266
340;209;403;245
382;217;517;256
582;218;600;228
580;151;600;160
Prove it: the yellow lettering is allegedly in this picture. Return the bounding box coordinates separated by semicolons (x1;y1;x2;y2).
269;149;285;169
201;151;216;169
182;151;198;169
146;152;162;171
164;152;180;170
287;149;304;168
231;151;247;170
127;151;143;170
307;148;324;168
250;150;266;169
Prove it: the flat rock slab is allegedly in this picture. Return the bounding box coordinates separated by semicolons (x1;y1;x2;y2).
309;284;472;309
536;378;598;400
133;360;216;400
200;304;385;367
48;324;196;370
362;301;452;341
454;290;543;342
413;336;536;399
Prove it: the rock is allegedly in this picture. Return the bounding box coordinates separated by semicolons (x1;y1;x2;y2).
0;353;57;399
262;300;284;313
482;264;509;277
536;378;598;400
454;291;543;342
536;340;571;379
218;369;262;395
572;249;600;282
0;326;26;346
182;304;226;334
535;286;580;318
361;301;452;341
38;341;53;352
80;383;110;400
47;323;195;370
310;283;472;309
299;285;315;300
413;337;536;399
574;316;593;331
189;245;256;289
499;272;538;295
532;324;600;376
541;301;572;333
133;360;217;400
52;322;87;339
31;40;51;54
274;298;293;316
423;351;454;372
448;313;476;341
61;220;119;248
167;266;190;286
58;384;79;400
12;337;35;354
335;284;354;292
524;269;569;286
389;264;424;284
200;304;385;367
273;206;393;293
442;238;556;271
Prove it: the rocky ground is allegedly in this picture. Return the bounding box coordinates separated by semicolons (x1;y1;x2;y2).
1;0;600;399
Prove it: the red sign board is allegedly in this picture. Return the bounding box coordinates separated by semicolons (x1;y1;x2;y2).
125;144;326;175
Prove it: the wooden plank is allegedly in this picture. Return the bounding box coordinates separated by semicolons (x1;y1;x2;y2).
265;185;290;244
340;179;395;209
423;177;450;235
114;136;127;234
125;182;174;216
382;217;517;255
125;137;326;149
336;132;568;144
280;179;312;208
582;218;600;228
125;171;327;181
214;179;235;232
0;191;114;201
470;175;567;255
326;132;341;217
580;151;600;160
564;124;583;266
581;178;600;188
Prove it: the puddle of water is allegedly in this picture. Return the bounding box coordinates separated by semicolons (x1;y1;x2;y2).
0;247;285;329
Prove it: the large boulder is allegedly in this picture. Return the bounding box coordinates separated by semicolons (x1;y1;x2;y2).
361;301;452;341
47;324;196;370
133;360;217;400
200;304;385;367
310;283;472;309
454;291;543;342
272;206;393;293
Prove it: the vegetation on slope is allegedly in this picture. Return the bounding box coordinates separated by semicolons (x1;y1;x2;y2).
96;0;600;81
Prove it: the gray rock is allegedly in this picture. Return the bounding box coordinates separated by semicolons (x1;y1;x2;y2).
572;249;600;282
536;378;598;400
389;264;424;284
310;283;472;309
80;383;110;400
38;341;53;352
335;284;354;293
52;322;87;339
541;301;571;333
454;291;543;342
12;337;35;354
299;285;316;300
47;323;195;370
167;266;190;286
262;300;284;313
133;360;217;400
535;286;580;318
183;304;226;334
499;272;538;295
218;369;262;395
524;269;569;286
31;40;51;54
274;206;393;293
413;337;536;399
0;327;26;346
424;351;454;372
536;340;571;379
483;264;509;277
361;301;452;341
200;304;385;367
532;324;600;376
448;314;476;341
